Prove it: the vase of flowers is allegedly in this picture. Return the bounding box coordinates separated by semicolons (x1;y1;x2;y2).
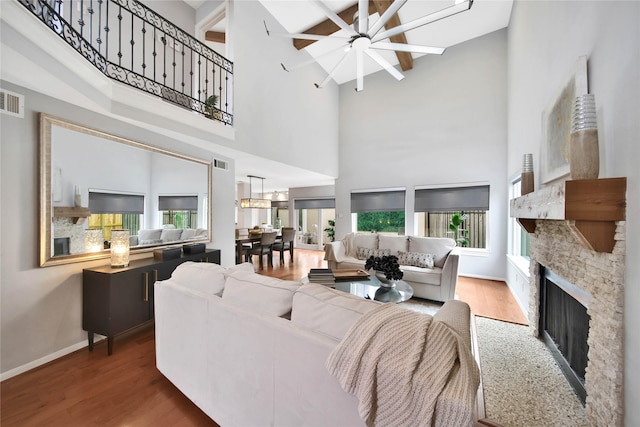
365;255;403;287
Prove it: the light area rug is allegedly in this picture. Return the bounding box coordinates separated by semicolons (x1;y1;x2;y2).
475;317;587;427
401;299;587;426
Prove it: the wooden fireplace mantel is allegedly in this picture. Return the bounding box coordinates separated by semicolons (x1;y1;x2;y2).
53;206;91;225
510;177;627;253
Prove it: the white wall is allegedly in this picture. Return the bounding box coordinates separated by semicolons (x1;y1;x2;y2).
505;1;640;425
231;1;340;179
336;29;508;280
0;82;236;377
0;0;341;379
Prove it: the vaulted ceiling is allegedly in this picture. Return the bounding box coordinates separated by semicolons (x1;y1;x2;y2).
258;0;513;85
182;0;514;192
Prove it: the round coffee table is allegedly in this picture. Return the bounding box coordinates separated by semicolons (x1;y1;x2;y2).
333;275;413;303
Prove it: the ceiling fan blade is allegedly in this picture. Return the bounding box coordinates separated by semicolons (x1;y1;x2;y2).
356;49;364;92
273;33;341;42
357;0;369;34
264;21;349;42
371;41;445;55
281;43;349;72
311;0;358;36
368;0;408;36
372;0;473;43
364;49;404;81
315;49;354;88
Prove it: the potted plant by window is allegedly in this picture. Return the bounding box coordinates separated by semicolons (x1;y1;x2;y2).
449;212;469;247
364;255;403;286
323;219;335;243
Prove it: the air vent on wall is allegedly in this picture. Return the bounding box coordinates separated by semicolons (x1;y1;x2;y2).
0;89;25;118
214;158;229;171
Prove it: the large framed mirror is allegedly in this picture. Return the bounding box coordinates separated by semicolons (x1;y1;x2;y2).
40;113;212;267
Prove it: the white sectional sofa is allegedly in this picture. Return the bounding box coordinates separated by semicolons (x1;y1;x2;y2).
324;233;461;303
154;262;479;427
129;227;207;247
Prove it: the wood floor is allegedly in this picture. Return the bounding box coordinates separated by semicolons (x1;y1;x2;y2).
1;249;526;426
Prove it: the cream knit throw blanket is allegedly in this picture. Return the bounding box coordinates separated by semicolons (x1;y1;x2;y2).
326;303;479;427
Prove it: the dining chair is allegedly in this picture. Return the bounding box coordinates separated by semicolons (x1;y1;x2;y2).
248;231;277;269
272;227;296;264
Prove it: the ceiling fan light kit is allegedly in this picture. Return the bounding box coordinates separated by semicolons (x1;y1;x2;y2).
268;0;474;92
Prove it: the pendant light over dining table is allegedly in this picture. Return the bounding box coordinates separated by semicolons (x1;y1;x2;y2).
240;175;272;209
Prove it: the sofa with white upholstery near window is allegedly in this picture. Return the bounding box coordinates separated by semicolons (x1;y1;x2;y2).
324;233;460;302
154;262;479;427
129;227;207;246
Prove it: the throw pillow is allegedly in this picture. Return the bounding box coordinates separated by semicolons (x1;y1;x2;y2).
356;247;391;260
397;251;435;269
408;236;455;268
160;228;184;242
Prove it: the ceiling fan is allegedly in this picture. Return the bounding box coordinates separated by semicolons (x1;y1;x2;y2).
266;0;474;92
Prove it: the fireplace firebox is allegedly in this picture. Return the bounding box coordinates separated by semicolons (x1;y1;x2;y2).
539;266;591;405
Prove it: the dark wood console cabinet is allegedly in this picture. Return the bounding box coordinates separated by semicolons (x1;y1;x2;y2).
83;249;220;354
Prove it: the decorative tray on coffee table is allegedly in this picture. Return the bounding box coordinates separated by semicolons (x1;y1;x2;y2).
333;269;370;281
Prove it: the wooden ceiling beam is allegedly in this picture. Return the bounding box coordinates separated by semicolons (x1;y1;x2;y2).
372;0;412;71
293;1;377;50
205;31;226;44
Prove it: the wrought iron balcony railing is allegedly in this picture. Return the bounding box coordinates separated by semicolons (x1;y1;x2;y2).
19;0;233;126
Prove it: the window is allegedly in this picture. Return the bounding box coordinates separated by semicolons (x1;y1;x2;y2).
158;195;198;229
294;199;335;246
414;186;489;249
88;191;144;240
271;200;289;229
511;179;530;258
351;190;405;235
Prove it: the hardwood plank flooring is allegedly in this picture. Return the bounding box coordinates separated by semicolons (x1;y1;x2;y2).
456;276;528;325
1;248;526;426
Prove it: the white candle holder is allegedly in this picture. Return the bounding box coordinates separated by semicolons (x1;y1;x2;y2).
85;229;104;253
110;229;130;268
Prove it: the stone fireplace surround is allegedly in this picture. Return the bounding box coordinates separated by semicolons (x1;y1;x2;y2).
527;220;625;426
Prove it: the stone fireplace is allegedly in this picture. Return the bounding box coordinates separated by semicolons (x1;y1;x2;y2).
527;220;625;426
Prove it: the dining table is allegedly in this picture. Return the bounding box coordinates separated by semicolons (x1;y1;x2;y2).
235;232;282;264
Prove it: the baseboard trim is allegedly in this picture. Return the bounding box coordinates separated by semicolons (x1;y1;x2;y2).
0;335;105;382
459;273;506;282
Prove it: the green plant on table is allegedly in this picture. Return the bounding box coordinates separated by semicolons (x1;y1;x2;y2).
365;255;404;281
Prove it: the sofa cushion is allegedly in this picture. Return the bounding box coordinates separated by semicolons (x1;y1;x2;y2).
223;262;255;275
138;229;162;245
356;247;390;260
408;237;456;268
291;283;379;341
402;265;443;286
223;271;301;317
181;228;197;240
170;261;228;295
161;228;184;242
397;251;435;269
345;233;379;257
378;235;408;256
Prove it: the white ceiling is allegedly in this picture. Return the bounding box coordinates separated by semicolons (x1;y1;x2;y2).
184;0;514;193
258;0;513;85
